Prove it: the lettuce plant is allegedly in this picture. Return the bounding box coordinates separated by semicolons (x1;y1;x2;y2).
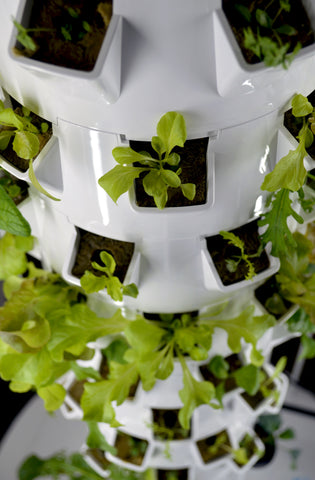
80;250;138;301
81;307;275;429
98;112;196;209
0;183;30;236
235;0;301;68
259;94;315;256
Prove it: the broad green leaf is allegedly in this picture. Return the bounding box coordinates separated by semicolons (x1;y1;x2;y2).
160;169;181;188
0;315;50;352
156;112;187;156
151;136;164;157
122;283;139;298
48;306;127;362
18;452;104;480
208;355;229;380
142;170;165;196
181;183;196;200
0;108;24;130
112;146;153;165
257;414;281;435
153;190;168;209
13;131;39;160
206;306;275;366
124;319;165;354
234;364;260;395
279;428;295;439
261;140;307;192
106;276;123;301
98;165;146;203
0;233;32;279
82;362;138;425
291;94;313;117
174;324;212;360
86;421;117;455
255;9;272;28
0;130;14;150
0;185;31;236
80;270;107;294
299;335;315;359
287;309;315;334
38;383;66;411
178;359;215;429
99;250;116;274
165;152;181;166
29;159;61;201
258;189;303;257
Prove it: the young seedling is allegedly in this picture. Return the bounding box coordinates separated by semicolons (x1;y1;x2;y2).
80;250;139;301
98;112;196;209
12;18;54;52
206;431;260;466
59;7;92;42
235;0;301;68
219;230;262;280
0;100;48;161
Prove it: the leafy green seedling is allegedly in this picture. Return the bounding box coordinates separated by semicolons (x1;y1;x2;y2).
60;7;92;42
98;111;196;209
236;0;301;68
80;250;139;302
0;100;48;161
219;230;262;280
12;18;54;52
206;430;261;466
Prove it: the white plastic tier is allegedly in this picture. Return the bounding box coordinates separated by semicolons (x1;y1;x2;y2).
0;0;314;135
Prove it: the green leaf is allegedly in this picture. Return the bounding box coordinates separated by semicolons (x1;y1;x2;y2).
80;270;108;294
86;421;117;456
48;306;127;362
37;383;66;411
0;233;32;280
122;283;139;298
261;141;307;192
275;24;297;36
220;230;245;254
99;250;116;274
29;159;61;201
98;165;147;203
291;94;313;117
234;364;260;395
12;131;40;160
156;111;187;156
160;169;181;188
112;146;153;165
279;428;295;439
0;185;31;236
287;309;315;335
299;335;315;359
181;183;196;200
0;130;14;150
207;355;229;380
82;363;138;425
165;152;181;166
142;170;168;209
107;276;123;301
178;357;215;429
235;4;251;22
257;414;281;435
0;108;24;130
243;27;261;58
124;319;165;354
258;189;304;257
102;337;129;365
205;306;276;366
255;9;272;28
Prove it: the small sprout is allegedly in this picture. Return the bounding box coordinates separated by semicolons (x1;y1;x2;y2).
220;230;261;280
80;250;139;302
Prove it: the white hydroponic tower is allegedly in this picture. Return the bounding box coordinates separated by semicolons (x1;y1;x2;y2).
1;1;315;478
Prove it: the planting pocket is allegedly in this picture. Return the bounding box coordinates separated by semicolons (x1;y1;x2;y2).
204;219;279;290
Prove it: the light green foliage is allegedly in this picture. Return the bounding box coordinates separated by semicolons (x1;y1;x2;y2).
98;112;196;209
258;189;303;257
29;158;60;201
287;308;315;359
0;100;44;160
234;364;261;395
18;451;151;480
86;421;117;456
220;230;258;280
0;185;31;235
236;0;301;68
276;232;315;324
208;355;229;380
0;234;128;411
262;94;314;192
80;250;138;301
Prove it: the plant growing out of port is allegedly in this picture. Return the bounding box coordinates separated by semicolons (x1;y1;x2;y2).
0;100;49;161
0;170;30;236
259;94;315;257
234;0;301;68
18;451;155;480
98;112;196;209
205;430;261;466
219;230;262;280
81;307;275;429
0;233;128;412
80;250;138;301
